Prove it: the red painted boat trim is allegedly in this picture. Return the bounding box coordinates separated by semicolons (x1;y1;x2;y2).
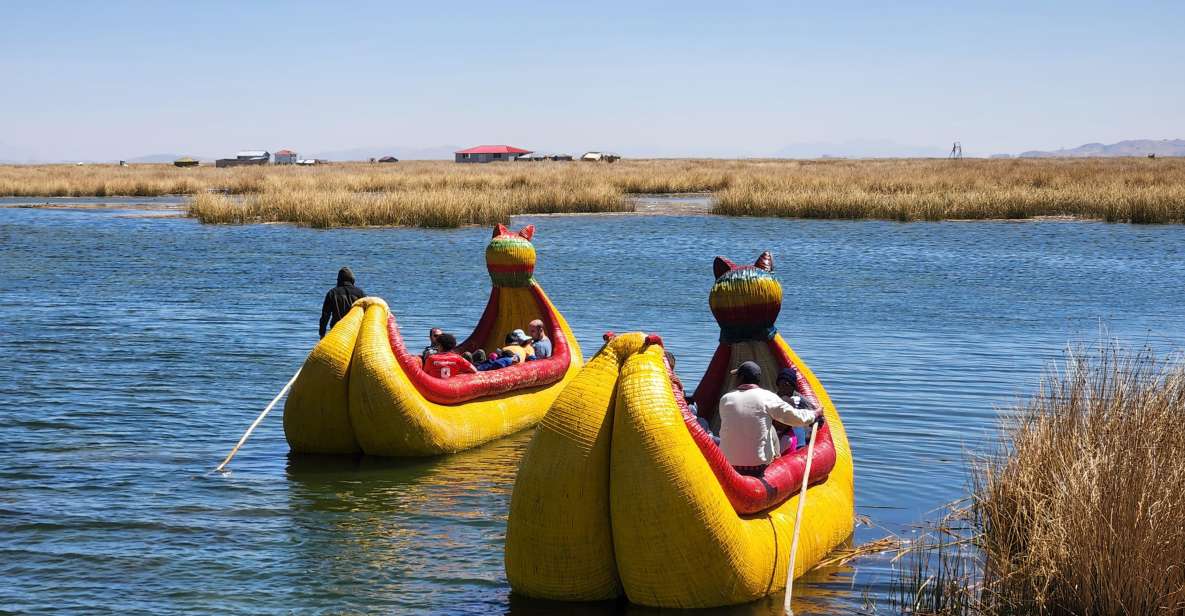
485;263;535;274
669;339;835;515
384;284;572;405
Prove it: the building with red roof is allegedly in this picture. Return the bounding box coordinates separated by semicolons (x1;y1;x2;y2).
274;149;298;165
455;145;532;163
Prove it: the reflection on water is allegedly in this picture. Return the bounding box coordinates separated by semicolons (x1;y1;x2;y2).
283;435;528;612
2;201;1185;613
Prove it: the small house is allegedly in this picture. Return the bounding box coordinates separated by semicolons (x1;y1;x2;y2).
455;145;531;163
215;150;270;168
274;149;298;165
174;157;199;168
581;151;621;163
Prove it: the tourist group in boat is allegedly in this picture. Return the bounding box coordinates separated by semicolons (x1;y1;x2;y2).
275;225;853;609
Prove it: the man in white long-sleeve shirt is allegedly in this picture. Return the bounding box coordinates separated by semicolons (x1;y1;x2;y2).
718;361;823;477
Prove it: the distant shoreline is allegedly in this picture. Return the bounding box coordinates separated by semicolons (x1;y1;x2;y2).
2;158;1183;226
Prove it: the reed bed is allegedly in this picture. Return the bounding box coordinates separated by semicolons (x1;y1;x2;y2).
714;158;1185;223
188;183;626;228
889;346;1185;614
3;158;1185;226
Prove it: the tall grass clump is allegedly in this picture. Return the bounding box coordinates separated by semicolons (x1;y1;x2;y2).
972;346;1185;613
891;346;1185;614
188;183;627;228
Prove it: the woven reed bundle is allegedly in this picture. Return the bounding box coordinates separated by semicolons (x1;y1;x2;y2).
283;225;583;457
346;295;582;456
282;300;365;454
506;333;853;609
505;332;649;600
611;339;853;608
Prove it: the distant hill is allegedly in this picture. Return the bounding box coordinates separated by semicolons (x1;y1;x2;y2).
1019;139;1185;158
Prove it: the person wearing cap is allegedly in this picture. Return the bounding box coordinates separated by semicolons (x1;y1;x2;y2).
319;267;366;338
718;361;823;477
775;366;818;453
499;329;535;363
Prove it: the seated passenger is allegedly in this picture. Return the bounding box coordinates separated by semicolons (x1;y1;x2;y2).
500;329;534;363
718;361;823;478
476;350;518;371
775;367;817;452
423;333;477;378
421;328;444;364
667;350;720;446
527;319;552;359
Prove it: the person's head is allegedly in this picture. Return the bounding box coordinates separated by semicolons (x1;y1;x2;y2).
430;328;443;345
730;361;762;385
510;329;531;345
337;267;355;286
461;351;473;363
437;333;457;352
528;319;546;341
775;367;798;396
472;349;487;364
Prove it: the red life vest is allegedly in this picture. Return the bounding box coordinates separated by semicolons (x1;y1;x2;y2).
424;352;477;379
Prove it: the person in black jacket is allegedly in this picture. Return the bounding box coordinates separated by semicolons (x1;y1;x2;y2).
319;267;366;338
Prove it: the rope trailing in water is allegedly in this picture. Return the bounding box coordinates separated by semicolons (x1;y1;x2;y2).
213;368;301;473
784;420;820;615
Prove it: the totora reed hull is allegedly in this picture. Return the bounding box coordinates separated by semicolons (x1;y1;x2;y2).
506;252;853;608
283;224;583;456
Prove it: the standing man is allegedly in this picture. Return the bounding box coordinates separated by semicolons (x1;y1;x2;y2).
718;361;823;477
527;319;552;359
319;267;366;338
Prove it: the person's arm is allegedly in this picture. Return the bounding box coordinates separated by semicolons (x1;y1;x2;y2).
319;292;333;338
762;390;818;427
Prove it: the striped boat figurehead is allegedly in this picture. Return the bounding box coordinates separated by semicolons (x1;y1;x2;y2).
708;251;782;343
486;224;537;287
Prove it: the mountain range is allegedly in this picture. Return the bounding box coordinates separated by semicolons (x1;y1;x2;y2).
1018;139;1185;158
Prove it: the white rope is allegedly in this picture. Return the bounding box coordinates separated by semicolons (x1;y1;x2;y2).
784;420;820;615
213;368;301;473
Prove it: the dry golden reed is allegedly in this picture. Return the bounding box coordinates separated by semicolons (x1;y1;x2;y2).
891;346;1185;615
3;158;1185;226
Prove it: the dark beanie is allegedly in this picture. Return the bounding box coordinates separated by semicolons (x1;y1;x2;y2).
776;367;798;384
337;267;355;285
731;360;762;384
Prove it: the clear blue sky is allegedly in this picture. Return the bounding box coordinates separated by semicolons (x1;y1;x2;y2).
2;1;1182;160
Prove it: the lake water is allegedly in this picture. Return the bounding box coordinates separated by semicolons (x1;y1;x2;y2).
3;200;1184;614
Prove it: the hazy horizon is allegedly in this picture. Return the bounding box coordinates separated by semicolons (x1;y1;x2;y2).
3;2;1183;162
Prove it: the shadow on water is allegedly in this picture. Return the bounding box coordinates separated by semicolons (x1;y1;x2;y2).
504;560;860;616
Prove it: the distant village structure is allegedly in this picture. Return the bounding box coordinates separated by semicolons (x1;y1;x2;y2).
215;151;270;168
519;153;574;162
455;145;531;163
274;149;298;165
580;151;620;162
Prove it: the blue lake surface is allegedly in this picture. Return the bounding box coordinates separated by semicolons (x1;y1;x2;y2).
2;203;1184;614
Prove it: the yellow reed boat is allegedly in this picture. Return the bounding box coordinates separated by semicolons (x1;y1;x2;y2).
283;224;583;456
505;252;853;608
